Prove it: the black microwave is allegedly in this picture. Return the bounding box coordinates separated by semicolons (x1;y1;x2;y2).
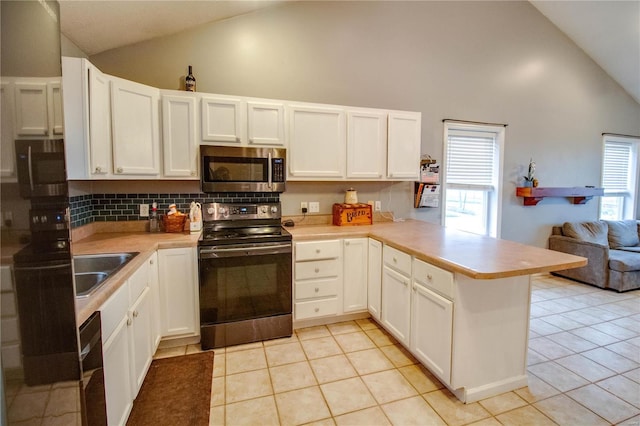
201;146;286;193
15;139;68;199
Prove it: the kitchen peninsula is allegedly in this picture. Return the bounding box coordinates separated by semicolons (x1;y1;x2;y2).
70;219;585;405
286;219;586;403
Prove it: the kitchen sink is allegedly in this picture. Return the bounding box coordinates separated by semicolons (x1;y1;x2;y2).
74;252;139;298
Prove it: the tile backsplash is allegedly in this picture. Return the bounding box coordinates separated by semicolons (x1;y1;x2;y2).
69;192;280;228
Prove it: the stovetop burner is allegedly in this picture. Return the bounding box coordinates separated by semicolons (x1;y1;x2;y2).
199;202;291;246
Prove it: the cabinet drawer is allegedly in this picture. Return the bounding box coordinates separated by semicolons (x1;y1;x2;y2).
296;240;341;261
128;261;148;304
295;278;339;300
295;258;340;280
413;259;454;300
383;245;411;276
101;282;129;341
295;298;338;320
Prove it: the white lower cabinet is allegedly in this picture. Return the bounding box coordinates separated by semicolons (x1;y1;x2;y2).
294;238;370;322
101;255;157;426
411;281;453;384
381;246;412;345
147;252;161;349
381;265;411;345
294;240;342;320
128;287;152;396
367;238;382;320
343;238;368;313
102;282;133;426
0;265;21;369
157;247;199;338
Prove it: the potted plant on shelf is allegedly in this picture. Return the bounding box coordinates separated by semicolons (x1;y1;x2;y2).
523;158;536;187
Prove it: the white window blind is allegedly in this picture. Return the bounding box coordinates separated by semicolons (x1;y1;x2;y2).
602;141;632;192
446;132;496;187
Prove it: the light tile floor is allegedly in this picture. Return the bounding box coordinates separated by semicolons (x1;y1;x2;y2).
153;273;640;426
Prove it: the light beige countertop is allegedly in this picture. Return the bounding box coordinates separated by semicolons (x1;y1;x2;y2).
288;219;587;280
72;219;586;325
73;231;200;325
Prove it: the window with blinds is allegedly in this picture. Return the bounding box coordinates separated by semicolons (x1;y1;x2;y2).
446;133;496;188
600;136;639;220
442;123;504;237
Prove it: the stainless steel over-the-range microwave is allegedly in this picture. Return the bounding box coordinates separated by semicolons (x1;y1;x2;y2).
200;146;286;193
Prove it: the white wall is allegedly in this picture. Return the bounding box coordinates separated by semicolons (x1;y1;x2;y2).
88;1;640;247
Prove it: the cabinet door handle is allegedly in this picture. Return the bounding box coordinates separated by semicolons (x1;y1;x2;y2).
314;287;320;293
314;307;320;313
345;241;350;246
94;166;102;173
133;310;139;318
314;268;320;273
427;274;433;281
316;249;321;254
127;317;132;326
190;171;196;176
393;257;397;263
116;167;123;173
402;280;408;286
150;259;154;265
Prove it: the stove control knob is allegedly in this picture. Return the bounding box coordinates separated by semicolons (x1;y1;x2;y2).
207;207;215;215
270;206;278;214
260;206;268;214
219;207;228;216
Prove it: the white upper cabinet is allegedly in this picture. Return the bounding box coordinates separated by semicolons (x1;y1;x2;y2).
111;77;160;176
61;57;422;181
288;105;346;179
162;93;198;178
1;82;16;178
347;110;387;179
88;66;113;177
47;82;64;136
387;111;421;179
14;82;49;136
247;101;285;146
62;57;112;179
201;96;243;144
2;76;65;180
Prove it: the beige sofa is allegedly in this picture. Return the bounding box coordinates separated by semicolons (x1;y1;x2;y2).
548;220;640;292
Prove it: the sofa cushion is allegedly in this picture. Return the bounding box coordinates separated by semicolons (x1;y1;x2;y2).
605;220;640;248
619;246;640;253
609;249;640;272
562;221;609;246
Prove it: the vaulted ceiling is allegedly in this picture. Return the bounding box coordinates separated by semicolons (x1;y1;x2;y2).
59;0;640;103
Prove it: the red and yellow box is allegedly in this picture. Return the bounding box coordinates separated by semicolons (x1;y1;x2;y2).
332;203;373;226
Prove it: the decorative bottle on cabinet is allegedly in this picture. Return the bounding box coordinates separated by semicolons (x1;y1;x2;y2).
186;65;196;92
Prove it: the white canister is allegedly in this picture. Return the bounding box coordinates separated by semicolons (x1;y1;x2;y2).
345;188;358;204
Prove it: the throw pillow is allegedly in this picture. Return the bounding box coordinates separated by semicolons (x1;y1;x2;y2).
605;220;640;248
562;221;609;246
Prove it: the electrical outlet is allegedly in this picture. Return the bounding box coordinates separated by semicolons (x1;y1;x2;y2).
309;202;320;213
300;202;308;213
140;204;149;217
375;201;381;211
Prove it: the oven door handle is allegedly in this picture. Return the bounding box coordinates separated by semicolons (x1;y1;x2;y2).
200;243;291;258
